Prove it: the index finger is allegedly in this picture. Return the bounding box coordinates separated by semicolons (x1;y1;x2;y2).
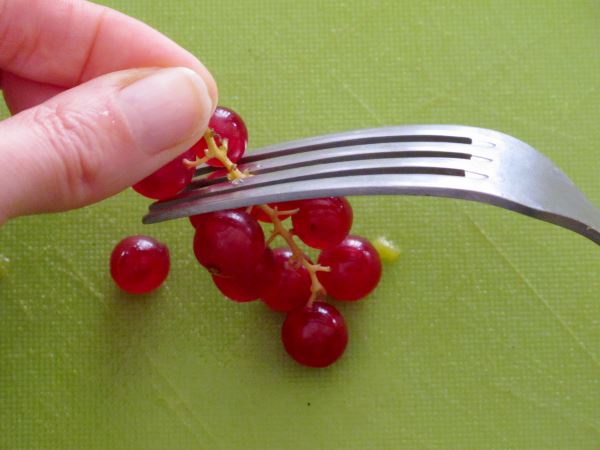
0;0;216;97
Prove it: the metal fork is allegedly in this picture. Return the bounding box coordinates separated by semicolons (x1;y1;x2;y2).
143;125;600;246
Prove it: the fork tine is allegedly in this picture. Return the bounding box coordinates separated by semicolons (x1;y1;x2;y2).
143;171;600;246
143;172;494;223
192;125;495;178
151;156;493;212
190;141;495;189
143;125;600;245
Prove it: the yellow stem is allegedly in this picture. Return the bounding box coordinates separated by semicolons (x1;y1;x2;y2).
184;130;249;181
258;204;329;304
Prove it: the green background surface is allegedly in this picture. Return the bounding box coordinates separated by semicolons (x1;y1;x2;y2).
1;0;600;449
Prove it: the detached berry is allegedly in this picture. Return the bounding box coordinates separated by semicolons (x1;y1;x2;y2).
110;236;170;294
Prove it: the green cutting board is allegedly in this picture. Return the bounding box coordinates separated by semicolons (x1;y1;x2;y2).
1;1;599;448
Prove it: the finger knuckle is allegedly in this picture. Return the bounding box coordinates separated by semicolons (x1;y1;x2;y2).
31;103;106;198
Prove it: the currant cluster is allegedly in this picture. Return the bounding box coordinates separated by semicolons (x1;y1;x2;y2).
191;200;381;367
111;106;383;368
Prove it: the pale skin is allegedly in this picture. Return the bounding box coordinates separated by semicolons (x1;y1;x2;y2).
0;0;218;225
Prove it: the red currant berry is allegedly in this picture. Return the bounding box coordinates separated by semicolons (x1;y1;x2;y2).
110;236;170;294
132;148;196;200
260;247;311;312
189;208;245;229
211;248;276;302
281;302;348;368
193;210;265;277
291;197;353;249
250;201;298;223
212;275;255;302
317;235;381;301
191;106;248;167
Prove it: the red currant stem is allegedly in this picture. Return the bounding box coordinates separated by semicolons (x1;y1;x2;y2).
184;130;249;181
266;230;278;246
258;204;329;305
277;208;300;216
183;154;209;168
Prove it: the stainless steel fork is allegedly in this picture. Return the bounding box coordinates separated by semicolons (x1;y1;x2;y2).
143;125;600;246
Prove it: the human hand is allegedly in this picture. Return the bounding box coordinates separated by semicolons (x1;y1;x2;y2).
0;0;218;225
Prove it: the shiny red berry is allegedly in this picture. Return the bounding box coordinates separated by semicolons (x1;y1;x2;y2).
189;207;245;229
291;197;353;249
211;248;276;302
260;247;311;312
110;236;170;294
317;235;381;301
132;148;196;200
281;302;348;368
191;106;248;167
192;210;265;277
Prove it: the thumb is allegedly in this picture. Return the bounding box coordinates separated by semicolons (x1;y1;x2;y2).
0;67;216;223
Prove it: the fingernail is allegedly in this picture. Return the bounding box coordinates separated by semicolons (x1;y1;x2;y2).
118;67;213;155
